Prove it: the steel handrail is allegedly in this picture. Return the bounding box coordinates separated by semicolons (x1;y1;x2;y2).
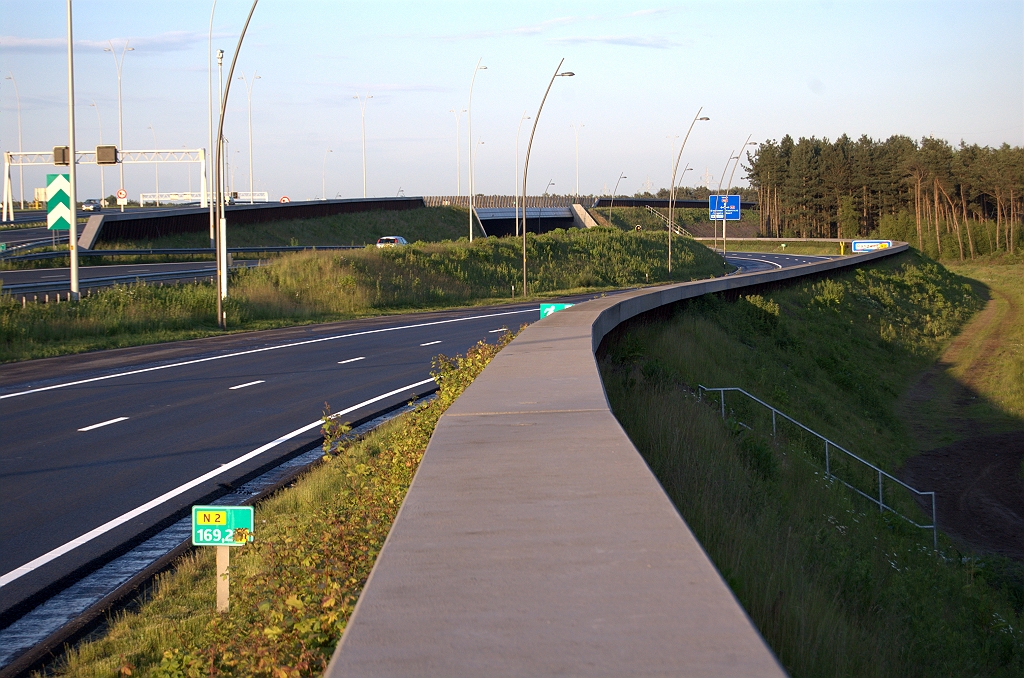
698;385;937;549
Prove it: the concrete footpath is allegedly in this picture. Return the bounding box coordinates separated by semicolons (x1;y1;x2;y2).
326;246;906;677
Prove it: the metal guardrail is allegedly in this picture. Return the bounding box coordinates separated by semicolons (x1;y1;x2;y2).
1;262;259;295
0;244;362;262
643;205;694;237
698;385;937;549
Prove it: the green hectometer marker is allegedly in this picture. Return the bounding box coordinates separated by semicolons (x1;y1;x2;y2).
46;174;71;231
191;505;254;546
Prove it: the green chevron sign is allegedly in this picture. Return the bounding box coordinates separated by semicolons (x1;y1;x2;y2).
47;174;72;231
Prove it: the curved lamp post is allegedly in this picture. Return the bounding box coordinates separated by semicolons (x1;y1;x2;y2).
570;122;584;199
353;92;372;198
514;111;530;236
321;148;332;200
213;0;259;328
608;172;626;226
521;59;573;296
667;108;709;275
718;135;756;254
103;39;133;213
449;108;466;195
238;71;260;203
467;59;486;241
207;0;218;243
5;73;23;208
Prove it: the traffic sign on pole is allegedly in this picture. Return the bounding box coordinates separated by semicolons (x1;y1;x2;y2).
46;174;71;231
116;188;128;206
279;196;290;203
709;194;741;221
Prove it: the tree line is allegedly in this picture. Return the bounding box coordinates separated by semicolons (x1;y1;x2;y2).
744;134;1023;259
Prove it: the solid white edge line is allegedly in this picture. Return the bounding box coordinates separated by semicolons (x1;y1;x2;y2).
725;255;783;270
419;340;442;346
229;380;265;390
1;308;537;401
77;416;129;432
0;377;436;589
338;357;366;364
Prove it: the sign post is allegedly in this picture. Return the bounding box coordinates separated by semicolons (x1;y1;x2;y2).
709;195;741;254
116;188;128;207
192;505;254;612
46;174;71;231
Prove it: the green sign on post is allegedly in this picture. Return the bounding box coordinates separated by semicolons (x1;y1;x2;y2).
46;174;71;231
191;505;254;546
539;303;574;319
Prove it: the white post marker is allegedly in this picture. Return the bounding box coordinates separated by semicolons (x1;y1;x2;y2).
192;505;254;612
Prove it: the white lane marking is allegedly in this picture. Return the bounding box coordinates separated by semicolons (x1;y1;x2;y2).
726;256;783;269
229;380;265;390
489;328;508;333
420;340;442;347
338;357;366;364
0;377;436;589
78;416;129;432
1;308;538;401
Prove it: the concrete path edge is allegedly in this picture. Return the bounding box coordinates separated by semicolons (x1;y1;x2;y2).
326;244;908;677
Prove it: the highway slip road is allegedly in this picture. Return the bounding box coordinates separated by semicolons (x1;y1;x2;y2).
0;261;232;290
725;250;838;273
0;302;544;622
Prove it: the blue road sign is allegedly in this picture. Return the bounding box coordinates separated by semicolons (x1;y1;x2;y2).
709;194;741;221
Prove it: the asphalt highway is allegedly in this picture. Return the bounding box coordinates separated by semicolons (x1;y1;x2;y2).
0;206;193;228
724;250;837;273
0;250;827;625
0;261;225;289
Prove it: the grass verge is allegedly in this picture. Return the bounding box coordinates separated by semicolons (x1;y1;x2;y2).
1;228;728;362
600;251;1024;676
43;332;516;677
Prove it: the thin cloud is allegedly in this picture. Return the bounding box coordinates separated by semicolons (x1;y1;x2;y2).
551;35;677;49
0;31;229;54
440;16;577;41
628;8;671;17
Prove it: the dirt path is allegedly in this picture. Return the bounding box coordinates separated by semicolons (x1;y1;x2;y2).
898;275;1024;558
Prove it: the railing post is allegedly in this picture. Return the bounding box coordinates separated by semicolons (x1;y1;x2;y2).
824;441;830;477
771;410;776;438
720;391;725;419
878;470;884;512
932;493;938;550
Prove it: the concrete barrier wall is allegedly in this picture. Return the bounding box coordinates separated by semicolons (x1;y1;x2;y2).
326;245;907;677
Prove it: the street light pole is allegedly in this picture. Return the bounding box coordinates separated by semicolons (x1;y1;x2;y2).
207;0;218;244
238;71;260;203
667;108;709;275
89;101;105;204
353;92;372;198
148;124;159;206
213;0;259;328
570;122;584;200
721;135;756;255
321;148;332;200
608;172;626;226
5;73;24;208
521;58;574;296
448;108;466;196
467;58;486;242
66;0;79;297
104;39;133;213
515;111;530;237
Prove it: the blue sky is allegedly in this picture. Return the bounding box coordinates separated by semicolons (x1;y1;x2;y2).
1;1;1022;201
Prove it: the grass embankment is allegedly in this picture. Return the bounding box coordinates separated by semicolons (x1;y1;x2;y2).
601;251;1024;676
0;228;728;362
594;205;759;235
0;207;471;271
44;334;514;678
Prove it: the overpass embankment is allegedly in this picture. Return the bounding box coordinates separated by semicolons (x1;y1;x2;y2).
327;245;907;677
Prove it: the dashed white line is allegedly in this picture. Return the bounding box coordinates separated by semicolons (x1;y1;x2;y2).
229;380;265;390
78;417;129;432
338;357;366;364
1;308;538;401
0;377;436;589
420;340;442;346
488;328;508;333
